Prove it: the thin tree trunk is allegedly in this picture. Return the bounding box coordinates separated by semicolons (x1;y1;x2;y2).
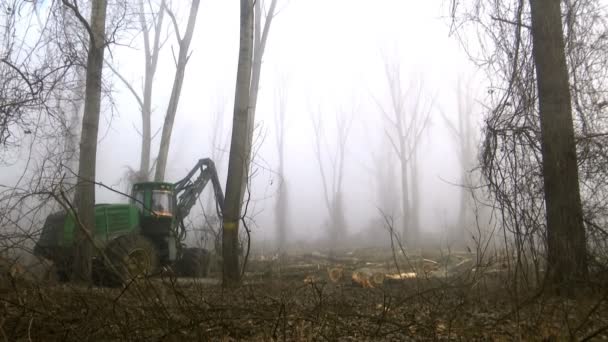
529;0;588;288
140;105;151;179
138;0;165;181
66;66;86;201
72;0;108;282
155;0;200;182
275;165;287;252
410;149;420;245
239;0;278;202
248;0;277;117
222;0;254;286
332;120;348;250
441;78;475;246
398;137;410;241
274;87;287;252
310;111;351;255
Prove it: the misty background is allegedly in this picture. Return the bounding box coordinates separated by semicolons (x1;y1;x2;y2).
1;0;486;249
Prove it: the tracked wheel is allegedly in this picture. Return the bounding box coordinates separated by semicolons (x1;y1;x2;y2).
102;234;158;285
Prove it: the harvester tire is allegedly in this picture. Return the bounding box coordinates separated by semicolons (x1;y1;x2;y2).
103;234;158;285
177;248;210;278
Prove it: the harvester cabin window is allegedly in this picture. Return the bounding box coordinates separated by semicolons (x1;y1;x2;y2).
133;191;145;213
152;191;173;216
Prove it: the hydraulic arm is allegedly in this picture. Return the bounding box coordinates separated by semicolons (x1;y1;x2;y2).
173;158;225;241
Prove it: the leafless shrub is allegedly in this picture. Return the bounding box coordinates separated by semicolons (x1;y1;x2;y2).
450;0;608;288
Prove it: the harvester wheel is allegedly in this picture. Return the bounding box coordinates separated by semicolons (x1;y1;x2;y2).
176;248;210;277
104;234;158;285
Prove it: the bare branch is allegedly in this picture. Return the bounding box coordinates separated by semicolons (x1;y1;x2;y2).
104;61;144;110
61;0;95;45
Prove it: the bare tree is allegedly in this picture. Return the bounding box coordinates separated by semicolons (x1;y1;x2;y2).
440;78;476;245
0;2;81;154
409;148;421;243
221;0;280;284
451;0;606;289
274;78;288;253
128;0;166;181
375;63;432;245
370;136;399;217
154;0;200;181
106;0;200;182
222;0;254;285
63;0;109;282
529;0;588;287
239;0;278;198
109;0;166;181
0;2;88;258
310;108;353;254
248;0;278;118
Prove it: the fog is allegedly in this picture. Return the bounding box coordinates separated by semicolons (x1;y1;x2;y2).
5;2;608;339
2;0;487;250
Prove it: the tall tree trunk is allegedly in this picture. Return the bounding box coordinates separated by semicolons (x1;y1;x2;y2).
274;87;287;252
449;79;475;246
155;0;200;182
223;0;254;285
240;0;277;201
379;63;430;245
138;0;165;181
375;139;398;215
456;166;468;243
310;111;351;255
398;138;410;241
248;0;277;117
529;0;588;288
72;0;108;282
410;149;420;245
275;168;287;252
332;122;348;250
66;66;86;201
140;103;152;179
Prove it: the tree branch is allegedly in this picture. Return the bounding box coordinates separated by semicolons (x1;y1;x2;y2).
105;62;144;109
61;0;95;46
163;3;182;43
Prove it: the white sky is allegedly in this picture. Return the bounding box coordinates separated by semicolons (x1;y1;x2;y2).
4;0;486;245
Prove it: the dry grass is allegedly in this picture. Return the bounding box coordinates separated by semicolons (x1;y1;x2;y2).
1;250;608;341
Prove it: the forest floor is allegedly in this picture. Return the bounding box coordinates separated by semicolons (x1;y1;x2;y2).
1;248;608;341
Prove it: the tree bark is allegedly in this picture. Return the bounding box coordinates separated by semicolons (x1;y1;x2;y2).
222;0;254;286
137;0;165;181
529;0;588;288
72;0;108;283
154;0;200;182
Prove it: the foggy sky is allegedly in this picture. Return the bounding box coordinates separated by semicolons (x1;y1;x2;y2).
3;0;486;245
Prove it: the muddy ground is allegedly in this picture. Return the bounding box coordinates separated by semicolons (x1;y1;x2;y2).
1;248;607;341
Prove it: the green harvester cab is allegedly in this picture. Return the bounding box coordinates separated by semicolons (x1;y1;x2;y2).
34;159;224;284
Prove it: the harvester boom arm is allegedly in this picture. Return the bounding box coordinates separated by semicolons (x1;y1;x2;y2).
174;158;224;225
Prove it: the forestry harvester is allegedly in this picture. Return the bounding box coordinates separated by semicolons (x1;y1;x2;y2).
34;159;224;284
